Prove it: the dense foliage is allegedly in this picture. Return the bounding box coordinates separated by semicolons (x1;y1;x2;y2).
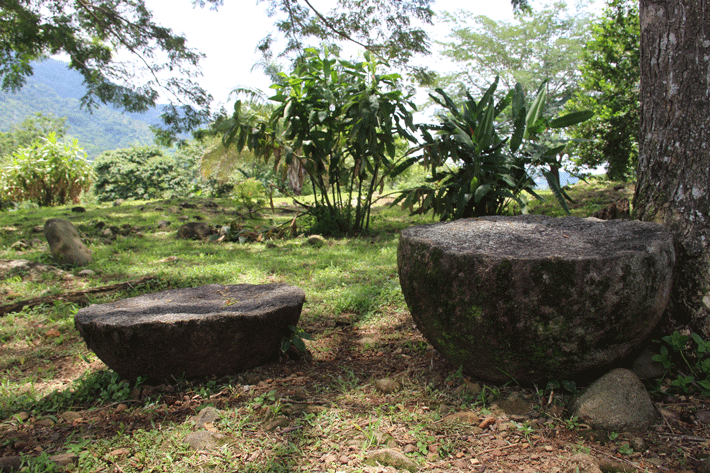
396;79;592;220
0;133;94;206
92;146;196;202
223;49;418;236
0;112;67;164
566;0;639;181
438;2;590;111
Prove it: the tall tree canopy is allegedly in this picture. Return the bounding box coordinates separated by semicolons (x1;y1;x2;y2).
566;0;639;181
1;0;530;137
0;0;212;135
438;1;590;109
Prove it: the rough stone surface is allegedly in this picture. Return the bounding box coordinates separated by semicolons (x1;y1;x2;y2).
397;215;675;383
560;454;603;473
0;456;22;473
374;378;401;394
569;368;659;432
43;218;92;266
191;406;222;429
365;448;419;472
307;235;326;247
630;347;666;379
183;431;225;450
177;221;214;240
75;283;305;381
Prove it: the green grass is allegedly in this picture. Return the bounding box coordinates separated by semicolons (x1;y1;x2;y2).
0;179;662;473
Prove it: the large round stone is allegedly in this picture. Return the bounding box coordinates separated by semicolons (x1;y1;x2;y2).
397;215;675;383
75;283;305;381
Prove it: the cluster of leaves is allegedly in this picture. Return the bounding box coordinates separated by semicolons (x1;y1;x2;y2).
438;1;590;114
0;112;67;164
396;78;592;220
222;49;418;236
232;177;267;216
653;331;710;396
92;146;199;201
565;0;639;181
280;325;313;355
0;132;94;207
245;0;435;72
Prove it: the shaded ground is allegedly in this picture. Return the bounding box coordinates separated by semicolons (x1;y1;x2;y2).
1;310;708;472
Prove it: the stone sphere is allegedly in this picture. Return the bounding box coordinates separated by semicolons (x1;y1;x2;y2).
397;215;675;383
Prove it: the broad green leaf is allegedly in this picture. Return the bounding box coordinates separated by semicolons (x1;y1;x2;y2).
512;83;525;120
549;110;594;129
541;144;567;159
542;169;571;215
474;183;492;203
475;99;495;152
434;88;460;115
509;108;526;153
524;82;548;140
474;77;499;118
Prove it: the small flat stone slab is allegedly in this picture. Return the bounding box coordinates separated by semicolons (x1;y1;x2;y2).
75;283;305;381
398;215;675;383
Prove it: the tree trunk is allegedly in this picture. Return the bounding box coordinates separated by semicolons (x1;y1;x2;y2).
634;0;710;336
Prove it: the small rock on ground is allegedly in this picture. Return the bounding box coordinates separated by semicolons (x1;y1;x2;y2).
190;406;222;429
183;431;226;451
307;235;326;246
264;416;290;431
365;448;419;472
560;453;602;473
0;456;22;472
569;368;659;432
49;453;79;469
441;411;479;424
375;378;401;394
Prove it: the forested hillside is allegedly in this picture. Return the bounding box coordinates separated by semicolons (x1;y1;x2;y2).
0;59;161;159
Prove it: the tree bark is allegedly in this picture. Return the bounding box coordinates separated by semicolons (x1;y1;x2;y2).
634;0;710;336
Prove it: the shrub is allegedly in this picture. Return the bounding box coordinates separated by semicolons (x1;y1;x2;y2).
93;146;189;201
232;177;267;216
396;79;592;220
0;133;94;207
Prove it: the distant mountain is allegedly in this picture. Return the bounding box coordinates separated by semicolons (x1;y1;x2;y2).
0;59;164;159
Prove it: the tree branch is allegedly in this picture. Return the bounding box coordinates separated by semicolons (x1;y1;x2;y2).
301;0;372;52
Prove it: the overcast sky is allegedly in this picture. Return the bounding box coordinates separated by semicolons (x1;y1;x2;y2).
143;0;603;109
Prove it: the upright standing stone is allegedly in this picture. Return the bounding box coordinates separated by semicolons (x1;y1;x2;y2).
44;218;92;266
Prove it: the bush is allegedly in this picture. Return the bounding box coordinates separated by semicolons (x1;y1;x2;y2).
232;177;267;216
396;80;592;220
0;133;94;207
93;146;191;201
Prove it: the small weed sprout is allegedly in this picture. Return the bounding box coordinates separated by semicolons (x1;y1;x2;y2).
280;325;313;355
565;416;580;431
653;331;710;395
514;421;535;445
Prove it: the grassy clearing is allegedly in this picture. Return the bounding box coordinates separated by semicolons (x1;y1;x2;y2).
1;180;701;472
